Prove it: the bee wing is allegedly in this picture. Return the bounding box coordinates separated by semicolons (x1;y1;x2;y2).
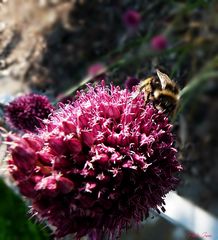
156;69;172;89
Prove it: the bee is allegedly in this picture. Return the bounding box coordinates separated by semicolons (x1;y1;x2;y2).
138;69;180;116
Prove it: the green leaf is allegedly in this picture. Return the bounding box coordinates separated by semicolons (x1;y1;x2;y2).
0;179;50;240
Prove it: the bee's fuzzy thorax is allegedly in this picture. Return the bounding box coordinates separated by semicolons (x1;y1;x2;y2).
138;69;180;116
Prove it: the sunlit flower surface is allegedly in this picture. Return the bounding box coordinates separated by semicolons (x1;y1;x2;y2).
7;82;181;239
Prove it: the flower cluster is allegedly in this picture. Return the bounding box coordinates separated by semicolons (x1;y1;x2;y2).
5;93;54;132
7;83;181;239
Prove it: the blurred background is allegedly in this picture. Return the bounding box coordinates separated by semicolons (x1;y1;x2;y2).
0;0;217;239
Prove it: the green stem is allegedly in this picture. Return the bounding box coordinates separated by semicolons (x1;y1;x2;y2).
173;70;218;121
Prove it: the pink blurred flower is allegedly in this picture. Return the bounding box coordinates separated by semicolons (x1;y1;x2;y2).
7;82;181;239
123;10;141;29
5;93;54;132
87;63;106;76
151;35;168;51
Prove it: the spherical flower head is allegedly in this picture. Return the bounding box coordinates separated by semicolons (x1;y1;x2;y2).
151;35;168;51
5;93;54;132
7;82;182;239
125;76;140;91
123;10;141;29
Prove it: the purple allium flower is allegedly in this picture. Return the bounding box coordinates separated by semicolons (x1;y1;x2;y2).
122;10;141;29
7;82;182;239
5;93;54;132
125;76;140;91
151;35;168;51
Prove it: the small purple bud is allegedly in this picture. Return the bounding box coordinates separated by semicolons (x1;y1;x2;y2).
81;130;95;147
62;120;76;134
12;145;36;173
38;151;53;165
58;177;75;194
35;176;58;197
94;153;109;165
66;138;82;154
48;137;65;155
23;135;44;151
78;114;89;128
